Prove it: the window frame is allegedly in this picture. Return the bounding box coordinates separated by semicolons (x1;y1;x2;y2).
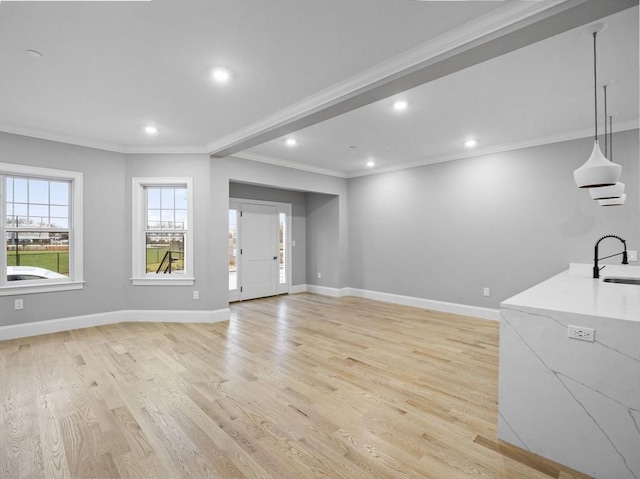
131;177;194;286
0;162;84;296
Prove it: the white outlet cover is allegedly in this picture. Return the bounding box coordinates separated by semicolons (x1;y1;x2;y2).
629;250;638;261
568;325;595;342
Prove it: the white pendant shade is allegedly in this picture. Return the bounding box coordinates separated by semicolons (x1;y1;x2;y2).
589;182;625;200
573;141;621;188
598;193;626;206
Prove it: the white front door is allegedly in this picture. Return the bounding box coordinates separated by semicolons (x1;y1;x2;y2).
239;203;279;300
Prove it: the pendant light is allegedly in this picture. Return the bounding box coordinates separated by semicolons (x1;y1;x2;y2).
573;24;621;188
590;85;625;200
598;115;626;206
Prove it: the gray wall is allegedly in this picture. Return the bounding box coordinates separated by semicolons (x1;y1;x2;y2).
211;157;349;308
229;182;307;286
348;129;640;309
1;139;348;326
1;132;127;326
305;193;340;287
2;129;636;327
124;153;216;311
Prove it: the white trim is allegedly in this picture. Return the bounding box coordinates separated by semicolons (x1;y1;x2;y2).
230;198;292;301
205;0;579;157
289;284;307;294
131;177;194;284
0;122;209;155
1;1;596;161
305;285;350;298
230;152;348;179
0;281;84;296
3;120;636;183
227;122;639;180
347;121;640;178
347;288;500;321
293;284;499;321
0;308;230;341
276;203;292;295
0;123;128;154
0;163;84;292
131;278;195;286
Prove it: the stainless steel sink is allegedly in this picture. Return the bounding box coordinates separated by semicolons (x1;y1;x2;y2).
603;277;640;285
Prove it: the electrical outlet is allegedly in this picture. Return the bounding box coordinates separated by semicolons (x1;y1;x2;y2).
317;272;322;279
292;240;296;247
193;290;199;300
628;250;638;262
483;287;490;297
14;299;24;310
568;325;595;342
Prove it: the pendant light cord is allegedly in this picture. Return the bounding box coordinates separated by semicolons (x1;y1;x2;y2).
603;85;608;156
593;32;598;142
610;115;614;163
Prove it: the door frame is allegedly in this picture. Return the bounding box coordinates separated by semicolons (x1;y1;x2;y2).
229;198;292;302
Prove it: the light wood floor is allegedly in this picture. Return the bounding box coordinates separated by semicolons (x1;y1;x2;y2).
1;293;593;479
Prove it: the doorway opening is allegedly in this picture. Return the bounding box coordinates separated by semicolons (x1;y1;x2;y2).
229;198;291;302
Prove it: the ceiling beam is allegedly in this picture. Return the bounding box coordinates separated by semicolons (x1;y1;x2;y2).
209;0;638;158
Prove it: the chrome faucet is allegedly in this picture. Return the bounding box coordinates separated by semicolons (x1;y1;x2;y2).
593;235;628;279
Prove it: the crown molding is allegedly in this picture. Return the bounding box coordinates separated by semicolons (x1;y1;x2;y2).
346;120;639;179
0;122;126;153
4;120;637;180
4;119;637;180
229;152;348;179
121;145;210;155
206;0;588;157
0;123;211;155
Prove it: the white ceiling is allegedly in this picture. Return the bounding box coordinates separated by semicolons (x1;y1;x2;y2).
1;1;638;177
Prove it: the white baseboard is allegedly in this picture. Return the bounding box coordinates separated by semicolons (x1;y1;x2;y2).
347;288;500;321
0;308;230;341
1;287;498;341
289;285;498;321
305;284;349;297
289;284;307;294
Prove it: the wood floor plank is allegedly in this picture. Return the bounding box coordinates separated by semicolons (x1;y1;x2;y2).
0;293;596;479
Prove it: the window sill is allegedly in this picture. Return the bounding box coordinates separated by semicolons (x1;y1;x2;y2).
0;281;85;296
131;277;195;286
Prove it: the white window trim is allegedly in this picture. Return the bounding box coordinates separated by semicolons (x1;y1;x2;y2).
0;162;84;296
131;177;194;286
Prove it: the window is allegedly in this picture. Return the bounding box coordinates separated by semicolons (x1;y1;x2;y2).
0;163;83;295
279;211;286;284
228;208;238;291
132;178;193;285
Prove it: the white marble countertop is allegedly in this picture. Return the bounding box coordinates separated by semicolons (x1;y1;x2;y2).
501;263;640;322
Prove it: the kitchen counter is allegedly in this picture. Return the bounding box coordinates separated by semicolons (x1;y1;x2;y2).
498;263;640;479
502;263;639;321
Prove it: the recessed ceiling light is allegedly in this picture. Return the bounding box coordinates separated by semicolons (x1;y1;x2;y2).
393;100;408;111
285;138;297;146
366;160;375;167
26;49;43;58
145;126;158;135
212;68;231;83
465;139;477;148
